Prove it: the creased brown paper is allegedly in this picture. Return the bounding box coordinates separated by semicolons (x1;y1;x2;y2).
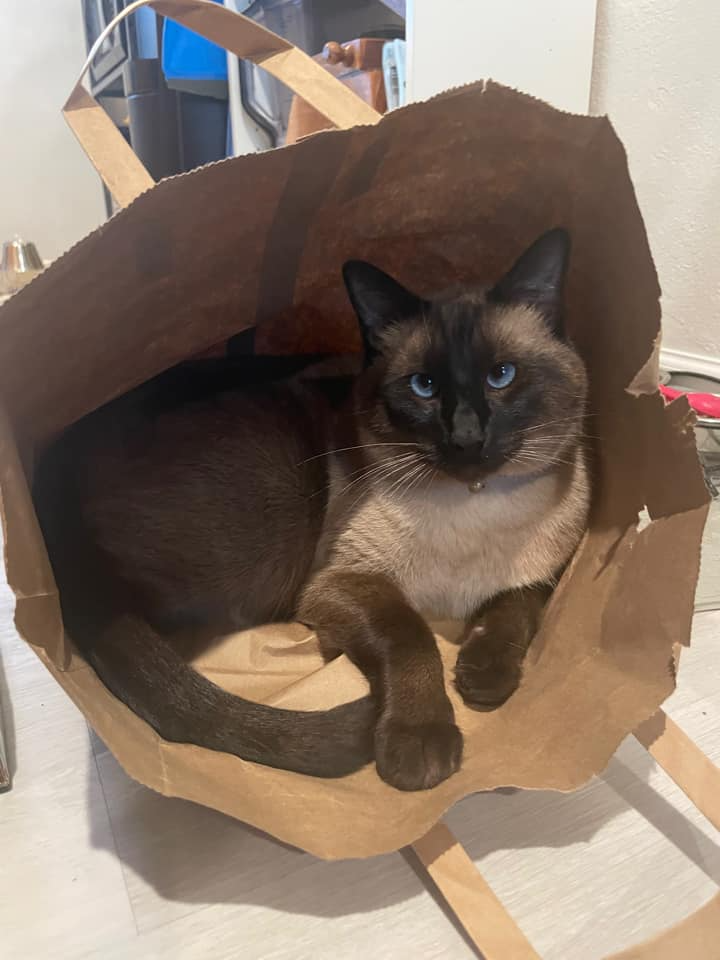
0;8;709;861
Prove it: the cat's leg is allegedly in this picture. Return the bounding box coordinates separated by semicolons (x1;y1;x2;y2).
455;584;551;708
298;570;462;791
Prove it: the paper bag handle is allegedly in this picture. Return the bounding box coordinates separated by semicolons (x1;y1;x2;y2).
65;0;382;208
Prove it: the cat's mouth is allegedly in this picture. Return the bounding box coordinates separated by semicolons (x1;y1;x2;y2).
434;444;535;485
442;461;491;483
434;452;500;485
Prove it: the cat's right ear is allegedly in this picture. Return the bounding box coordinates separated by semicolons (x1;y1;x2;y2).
343;261;423;357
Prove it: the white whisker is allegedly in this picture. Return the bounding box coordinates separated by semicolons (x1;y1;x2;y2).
401;463;434;499
385;460;427;500
335;453;423;501
512;415;590;436
308;451;422;501
513;453;576;468
345;456;425;513
296;441;420;466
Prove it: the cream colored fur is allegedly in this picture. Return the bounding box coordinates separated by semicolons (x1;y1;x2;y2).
318;448;590;621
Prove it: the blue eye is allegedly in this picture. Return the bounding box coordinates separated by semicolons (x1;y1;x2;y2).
486;362;517;389
410;373;437;399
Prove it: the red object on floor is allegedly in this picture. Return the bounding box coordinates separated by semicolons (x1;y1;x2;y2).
660;384;720;419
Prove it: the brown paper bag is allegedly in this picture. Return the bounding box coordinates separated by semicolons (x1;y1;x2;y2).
0;0;710;871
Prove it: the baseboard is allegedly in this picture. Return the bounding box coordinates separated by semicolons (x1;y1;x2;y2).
660;347;720;382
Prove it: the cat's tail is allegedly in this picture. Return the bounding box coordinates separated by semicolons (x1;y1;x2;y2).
33;456;375;780
78;610;376;778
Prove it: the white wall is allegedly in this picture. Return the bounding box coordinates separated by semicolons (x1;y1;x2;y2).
407;0;598;115
408;0;719;367
0;0;105;263
591;0;720;366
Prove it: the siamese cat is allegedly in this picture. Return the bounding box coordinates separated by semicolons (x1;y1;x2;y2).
34;228;590;792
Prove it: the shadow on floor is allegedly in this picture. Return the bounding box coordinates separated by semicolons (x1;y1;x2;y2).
85;729;720;928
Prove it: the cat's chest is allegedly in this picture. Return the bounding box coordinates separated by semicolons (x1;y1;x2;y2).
334;480;562;620
402;492;513;564
396;493;537;613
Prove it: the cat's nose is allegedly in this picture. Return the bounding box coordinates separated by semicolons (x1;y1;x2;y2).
450;404;484;450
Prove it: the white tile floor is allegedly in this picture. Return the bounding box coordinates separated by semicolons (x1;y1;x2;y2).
1;535;718;959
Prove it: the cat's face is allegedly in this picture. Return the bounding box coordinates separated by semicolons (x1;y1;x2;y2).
344;229;588;486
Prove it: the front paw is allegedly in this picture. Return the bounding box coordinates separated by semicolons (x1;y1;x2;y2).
375;714;463;791
455;628;523;709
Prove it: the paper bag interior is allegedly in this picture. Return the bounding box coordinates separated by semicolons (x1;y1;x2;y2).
0;82;710;859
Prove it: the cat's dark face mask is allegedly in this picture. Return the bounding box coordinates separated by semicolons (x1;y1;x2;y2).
343;229;589;486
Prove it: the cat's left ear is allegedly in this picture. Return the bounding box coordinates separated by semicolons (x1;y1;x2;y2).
343;261;424;356
489;228;570;335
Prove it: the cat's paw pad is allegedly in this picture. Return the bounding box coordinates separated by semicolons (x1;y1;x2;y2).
374;717;463;791
454;643;522;709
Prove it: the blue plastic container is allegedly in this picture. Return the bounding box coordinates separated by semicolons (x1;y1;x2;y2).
162;0;228;83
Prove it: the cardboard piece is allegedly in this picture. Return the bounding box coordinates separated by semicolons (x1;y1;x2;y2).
610;892;720;960
0;0;711;871
635;708;720;831
413;822;541;960
417;818;720;960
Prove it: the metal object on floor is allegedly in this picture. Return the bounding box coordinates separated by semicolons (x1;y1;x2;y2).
660;369;720;611
0;237;44;296
660;370;720;497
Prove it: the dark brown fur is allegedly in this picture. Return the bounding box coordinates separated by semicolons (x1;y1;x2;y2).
33;229;590;791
